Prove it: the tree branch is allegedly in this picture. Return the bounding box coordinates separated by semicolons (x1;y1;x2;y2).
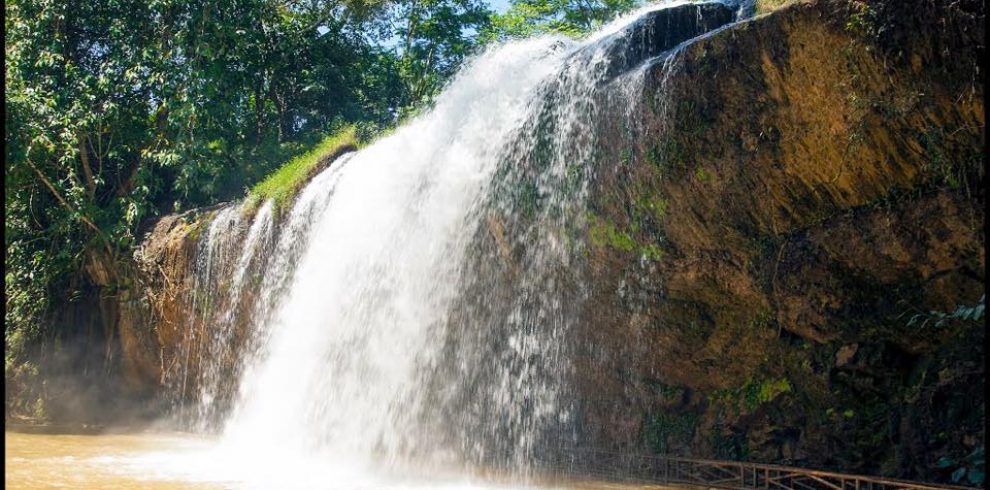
26;157;115;258
78;132;97;200
116;160;142;198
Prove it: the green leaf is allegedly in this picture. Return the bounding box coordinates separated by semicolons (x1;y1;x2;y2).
966;446;985;463
967;468;984;486
952;468;967;483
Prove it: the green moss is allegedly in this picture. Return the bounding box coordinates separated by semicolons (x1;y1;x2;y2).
620;148;633;165
653;138;688;172
845;1;877;38
588;216;637;252
185;214;211;242
676;99;711;136
643;411;701;454
641;243;664;261
920;128;957;188
756;378;793;405
645;144;663;168
710;376;793;415
646;380;686;401
247;125;360;212
588;205;668;260
518;181;540;219
636;196;668;222
846;92;866;109
695;167;714;183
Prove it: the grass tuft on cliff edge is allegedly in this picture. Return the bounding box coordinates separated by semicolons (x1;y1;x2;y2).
246;125;360;212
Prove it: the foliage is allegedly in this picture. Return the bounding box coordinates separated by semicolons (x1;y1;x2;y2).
638;196;667;222
4;0;665;420
643;411;700;454
389;0;493;112
906;295;985;329
3;0;495;411
248;125;360;211
640;243;664;261
845;0;878;37
483;0;641;41
710;376;793;414
937;447;985;486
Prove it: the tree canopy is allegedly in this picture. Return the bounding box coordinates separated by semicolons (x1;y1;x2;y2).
4;0;644;378
485;0;641;40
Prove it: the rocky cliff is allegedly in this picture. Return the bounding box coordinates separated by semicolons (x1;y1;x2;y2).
572;0;984;483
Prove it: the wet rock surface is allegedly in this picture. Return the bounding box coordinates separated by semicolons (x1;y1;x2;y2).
590;2;737;81
572;0;984;483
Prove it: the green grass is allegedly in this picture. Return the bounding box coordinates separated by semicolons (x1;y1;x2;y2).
246;125;360;212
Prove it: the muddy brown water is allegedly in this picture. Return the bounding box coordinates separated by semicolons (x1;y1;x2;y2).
4;430;672;490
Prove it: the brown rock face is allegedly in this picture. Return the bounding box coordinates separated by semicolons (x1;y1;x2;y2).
132;208;216;395
6;248;164;427
586;1;737;81
572;0;983;483
5;205;236;427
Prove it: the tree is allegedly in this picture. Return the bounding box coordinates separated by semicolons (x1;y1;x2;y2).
390;0;493;111
4;0;493;399
484;0;641;41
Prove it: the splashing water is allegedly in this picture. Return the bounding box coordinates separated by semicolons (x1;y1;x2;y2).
221;36;575;468
148;2;742;487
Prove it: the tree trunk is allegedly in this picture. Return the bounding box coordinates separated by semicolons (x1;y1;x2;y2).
254;81;265;145
79;133;97;200
27;157;115;259
270;84;288;143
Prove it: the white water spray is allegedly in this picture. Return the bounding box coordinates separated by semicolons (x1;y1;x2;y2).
155;2;741;486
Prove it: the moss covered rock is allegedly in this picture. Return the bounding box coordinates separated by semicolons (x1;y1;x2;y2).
570;0;984;483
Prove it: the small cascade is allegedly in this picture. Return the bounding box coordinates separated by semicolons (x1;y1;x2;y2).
161;155;358;431
161;202;270;430
161;0;742;481
195;201;274;425
164;204;240;427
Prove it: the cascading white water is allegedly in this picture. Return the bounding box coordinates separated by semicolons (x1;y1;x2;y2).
167;203;253;429
221;36;573;466
157;2;744;486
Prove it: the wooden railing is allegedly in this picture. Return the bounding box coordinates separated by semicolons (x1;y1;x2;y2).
533;450;975;490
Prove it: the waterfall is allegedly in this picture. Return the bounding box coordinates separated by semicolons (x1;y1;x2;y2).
162;0;742;481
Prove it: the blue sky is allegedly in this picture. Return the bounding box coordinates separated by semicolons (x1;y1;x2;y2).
487;0;512;14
